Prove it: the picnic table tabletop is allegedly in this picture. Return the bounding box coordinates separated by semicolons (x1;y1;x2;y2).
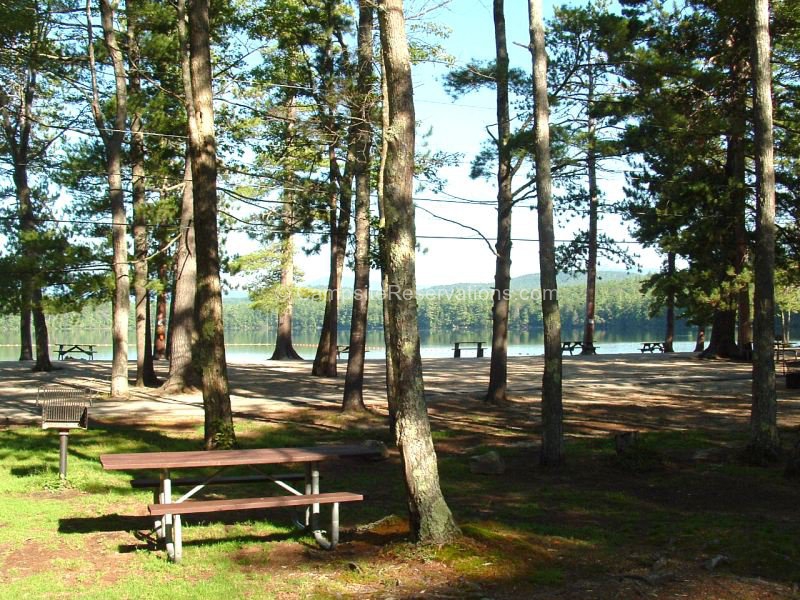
100;444;382;471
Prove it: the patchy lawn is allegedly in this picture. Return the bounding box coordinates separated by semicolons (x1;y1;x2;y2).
1;393;799;599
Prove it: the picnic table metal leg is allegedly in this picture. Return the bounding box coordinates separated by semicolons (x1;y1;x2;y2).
304;463;312;528
307;462;337;550
160;471;182;563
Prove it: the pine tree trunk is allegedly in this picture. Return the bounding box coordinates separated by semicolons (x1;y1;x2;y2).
378;0;459;543
163;159;200;391
93;0;130;398
271;99;302;362
32;289;52;372
749;0;779;461
529;0;564;467
188;0;235;449
312;18;352;379
312;191;342;377
153;264;168;360
128;4;158;388
582;76;598;355
701;308;739;358
487;0;513;405
731;111;752;352
343;1;375;413
664;252;676;353
378;52;398;437
163;0;200;393
694;326;706;353
15;162;34;362
271;234;302;360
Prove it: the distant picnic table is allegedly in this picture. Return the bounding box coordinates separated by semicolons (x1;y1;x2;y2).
561;341;596;355
100;444;383;563
55;343;95;360
453;341;485;358
639;342;665;353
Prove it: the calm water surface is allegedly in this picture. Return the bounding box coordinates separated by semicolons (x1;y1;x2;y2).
0;327;702;362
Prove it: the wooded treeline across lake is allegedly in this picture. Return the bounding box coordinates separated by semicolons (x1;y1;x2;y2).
0;274;669;333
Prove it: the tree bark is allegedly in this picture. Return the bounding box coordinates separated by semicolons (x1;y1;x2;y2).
582;69;598;355
702;308;739;358
529;0;564;467
92;0;130;398
749;0;779;460
664;252;676;352
163;0;200;393
312;189;343;377
378;0;459;543
694;325;706;353
271;234;303;360
271;99;302;361
312;14;352;379
188;0;235;448
32;288;52;372
378;50;398;437
163;159;200;392
343;0;375;413
153;263;168;360
128;2;158;387
729;99;752;352
487;0;513;405
15;161;35;363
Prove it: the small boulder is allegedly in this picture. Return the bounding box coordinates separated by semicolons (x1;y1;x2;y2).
361;439;390;461
470;451;506;475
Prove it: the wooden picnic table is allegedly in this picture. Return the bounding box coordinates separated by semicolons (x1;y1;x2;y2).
100;444;382;562
561;341;597;355
453;341;485;358
55;343;95;360
640;342;665;353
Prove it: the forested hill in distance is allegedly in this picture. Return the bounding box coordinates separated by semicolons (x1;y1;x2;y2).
0;271;668;334
222;270;662;333
421;270;636;294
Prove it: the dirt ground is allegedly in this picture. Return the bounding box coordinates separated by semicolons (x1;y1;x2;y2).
3;352;798;434
3;353;800;599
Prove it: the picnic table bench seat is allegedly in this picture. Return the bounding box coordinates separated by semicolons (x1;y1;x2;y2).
101;444;381;562
148;491;362;517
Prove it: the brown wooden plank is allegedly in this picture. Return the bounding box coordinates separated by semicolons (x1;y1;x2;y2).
147;492;363;516
101;445;381;471
130;472;304;488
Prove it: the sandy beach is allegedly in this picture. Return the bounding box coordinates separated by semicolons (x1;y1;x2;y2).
3;353;799;436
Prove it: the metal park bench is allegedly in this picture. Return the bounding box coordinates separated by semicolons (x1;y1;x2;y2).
36;386;94;479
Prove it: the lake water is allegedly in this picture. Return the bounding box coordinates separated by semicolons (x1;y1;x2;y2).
0;327;702;362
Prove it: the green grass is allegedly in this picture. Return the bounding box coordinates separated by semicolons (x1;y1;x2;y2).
0;421;798;598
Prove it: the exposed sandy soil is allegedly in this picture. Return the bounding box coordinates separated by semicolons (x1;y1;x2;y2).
3;353;797;436
2;353;800;599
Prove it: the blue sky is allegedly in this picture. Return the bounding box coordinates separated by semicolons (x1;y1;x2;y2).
294;0;662;288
